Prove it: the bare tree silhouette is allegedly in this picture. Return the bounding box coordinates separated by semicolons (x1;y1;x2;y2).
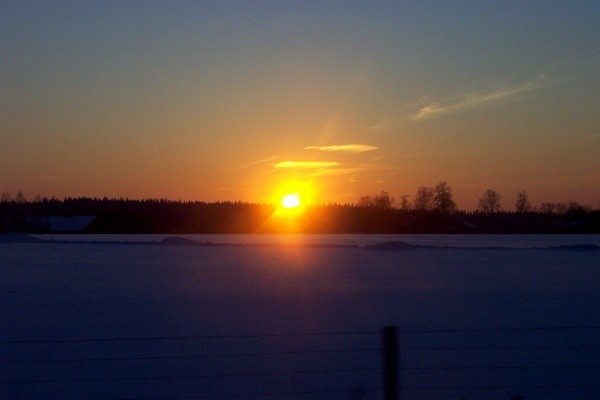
413;186;434;211
433;181;457;213
358;191;395;209
515;190;532;212
478;189;502;213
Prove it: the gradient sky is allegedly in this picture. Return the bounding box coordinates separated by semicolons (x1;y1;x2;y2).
2;1;599;209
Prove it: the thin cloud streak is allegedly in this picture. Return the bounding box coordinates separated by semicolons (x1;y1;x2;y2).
304;144;378;153
411;76;553;121
224;156;279;173
274;161;340;169
240;156;279;169
310;167;366;177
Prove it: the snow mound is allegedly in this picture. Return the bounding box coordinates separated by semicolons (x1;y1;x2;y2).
365;241;417;250
0;232;45;243
159;236;201;246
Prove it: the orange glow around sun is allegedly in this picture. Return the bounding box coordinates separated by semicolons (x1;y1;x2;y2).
271;181;314;217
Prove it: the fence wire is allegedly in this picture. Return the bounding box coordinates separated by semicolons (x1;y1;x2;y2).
1;326;599;399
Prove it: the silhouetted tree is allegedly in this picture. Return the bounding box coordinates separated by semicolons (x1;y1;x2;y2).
1;191;11;202
433;182;457;213
555;202;568;213
357;195;373;207
567;201;589;212
357;191;394;209
15;191;26;203
478;189;502;213
398;194;411;211
1;194;598;234
373;191;394;209
515;190;532;212
413;186;434;211
539;202;556;213
539;202;568;214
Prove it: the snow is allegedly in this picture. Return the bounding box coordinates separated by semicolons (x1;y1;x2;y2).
1;235;599;399
0;232;45;243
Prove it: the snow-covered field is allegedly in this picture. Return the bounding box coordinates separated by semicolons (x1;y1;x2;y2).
1;234;599;400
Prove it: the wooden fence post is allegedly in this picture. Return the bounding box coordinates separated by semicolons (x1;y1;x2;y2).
382;326;399;400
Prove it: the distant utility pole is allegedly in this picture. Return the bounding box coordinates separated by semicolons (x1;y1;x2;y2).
382;326;399;400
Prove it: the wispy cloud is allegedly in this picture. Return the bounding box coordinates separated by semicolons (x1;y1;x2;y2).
240;156;279;169
224;156;279;173
310;167;365;177
274;161;340;169
304;144;378;153
411;76;553;121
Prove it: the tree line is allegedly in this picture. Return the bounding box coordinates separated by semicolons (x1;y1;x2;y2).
357;182;594;214
1;186;598;234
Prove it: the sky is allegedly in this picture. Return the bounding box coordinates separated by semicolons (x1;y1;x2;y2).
2;1;599;210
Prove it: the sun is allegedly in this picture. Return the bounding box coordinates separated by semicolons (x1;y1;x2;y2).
270;181;313;218
281;193;301;209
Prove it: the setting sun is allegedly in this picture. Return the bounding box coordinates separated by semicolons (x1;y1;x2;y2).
270;181;314;218
281;193;301;209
